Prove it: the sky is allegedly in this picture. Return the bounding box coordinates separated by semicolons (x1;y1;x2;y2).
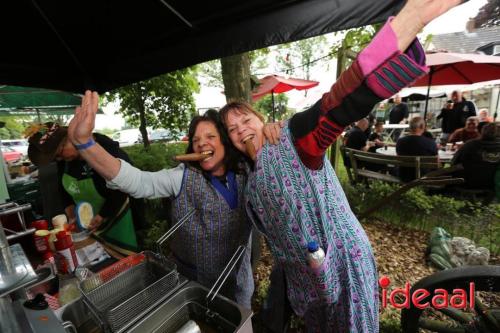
95;0;488;130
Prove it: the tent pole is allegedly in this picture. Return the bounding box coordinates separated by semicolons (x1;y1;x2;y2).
423;68;434;120
494;89;500;121
271;90;275;122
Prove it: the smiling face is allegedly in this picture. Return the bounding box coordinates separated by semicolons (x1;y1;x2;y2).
225;108;265;156
465;117;478;132
192;121;226;176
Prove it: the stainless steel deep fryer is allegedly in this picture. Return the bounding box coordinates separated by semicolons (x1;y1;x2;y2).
78;209;195;332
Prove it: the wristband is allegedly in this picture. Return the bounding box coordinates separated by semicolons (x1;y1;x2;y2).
74;138;96;150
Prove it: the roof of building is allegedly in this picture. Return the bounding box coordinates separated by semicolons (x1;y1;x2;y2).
430;26;500;54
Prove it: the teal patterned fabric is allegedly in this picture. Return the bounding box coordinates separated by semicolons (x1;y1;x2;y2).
171;166;253;308
246;125;379;332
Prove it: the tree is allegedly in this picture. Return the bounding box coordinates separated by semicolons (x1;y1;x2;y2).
275;35;328;96
0;117;27;139
200;49;270;90
254;94;291;122
329;24;380;170
471;0;500;28
104;68;199;147
221;53;252;103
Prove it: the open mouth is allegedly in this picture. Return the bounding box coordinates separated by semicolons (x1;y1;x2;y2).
241;135;254;144
200;150;213;161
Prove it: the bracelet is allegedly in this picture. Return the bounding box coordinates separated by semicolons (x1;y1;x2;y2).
74;138;96;151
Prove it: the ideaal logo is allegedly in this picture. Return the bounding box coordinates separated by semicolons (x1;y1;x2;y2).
379;276;475;309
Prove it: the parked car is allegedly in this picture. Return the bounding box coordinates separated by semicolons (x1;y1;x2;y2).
149;129;184;142
1;146;23;163
1;139;29;155
112;129;146;147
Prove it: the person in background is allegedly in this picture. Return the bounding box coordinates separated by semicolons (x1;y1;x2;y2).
478;108;493;133
26;122;145;255
345;119;371;152
389;94;409;125
368;121;385;153
449;90;477;133
388;94;409;141
437;99;455;144
375;101;388;122
448;116;480;144
343;118;373;169
452;122;500;190
396;116;438;182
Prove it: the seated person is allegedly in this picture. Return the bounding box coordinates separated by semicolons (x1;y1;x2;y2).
452;122;500;190
368;121;385;153
478;108;493;133
396;116;438;182
343;118;371;168
448;116;480;144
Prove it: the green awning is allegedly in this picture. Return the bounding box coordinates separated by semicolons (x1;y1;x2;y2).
0;85;81;108
0;85;102;115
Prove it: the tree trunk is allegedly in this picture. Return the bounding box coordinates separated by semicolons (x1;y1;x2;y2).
134;84;150;148
221;53;251;103
220;52;261;268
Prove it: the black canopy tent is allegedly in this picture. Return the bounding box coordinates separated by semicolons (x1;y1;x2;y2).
0;0;405;93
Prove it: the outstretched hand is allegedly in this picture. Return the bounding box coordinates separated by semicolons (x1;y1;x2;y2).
68;90;99;145
392;0;463;51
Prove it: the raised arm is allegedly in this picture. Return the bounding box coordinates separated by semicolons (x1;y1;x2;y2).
68;91;121;180
68;91;184;198
289;0;462;169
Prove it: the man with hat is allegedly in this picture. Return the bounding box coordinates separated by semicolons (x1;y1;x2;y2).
27;122;143;255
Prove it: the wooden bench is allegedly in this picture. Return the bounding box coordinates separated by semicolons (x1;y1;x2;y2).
344;148;442;184
342;148;464;218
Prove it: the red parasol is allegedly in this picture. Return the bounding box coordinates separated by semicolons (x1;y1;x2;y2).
252;75;319;121
411;52;500;117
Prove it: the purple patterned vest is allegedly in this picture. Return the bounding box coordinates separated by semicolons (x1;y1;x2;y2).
246;125;379;331
171;167;253;307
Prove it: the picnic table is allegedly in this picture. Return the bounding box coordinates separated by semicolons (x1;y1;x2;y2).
376;146;455;163
382;124;409;142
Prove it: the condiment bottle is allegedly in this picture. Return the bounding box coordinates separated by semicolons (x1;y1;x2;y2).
55;231;79;274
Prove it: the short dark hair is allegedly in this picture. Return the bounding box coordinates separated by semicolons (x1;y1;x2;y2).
480;122;500;141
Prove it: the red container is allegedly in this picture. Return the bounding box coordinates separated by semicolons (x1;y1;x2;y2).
31;219;49;230
34;229;51;253
55;231;79;274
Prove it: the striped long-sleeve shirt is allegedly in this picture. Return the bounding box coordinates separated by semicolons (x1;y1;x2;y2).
289;19;428;170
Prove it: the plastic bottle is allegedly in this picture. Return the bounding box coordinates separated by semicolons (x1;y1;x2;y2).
307;241;325;269
55;231;79;274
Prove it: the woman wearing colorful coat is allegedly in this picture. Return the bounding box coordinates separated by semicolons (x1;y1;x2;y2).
218;1;463;331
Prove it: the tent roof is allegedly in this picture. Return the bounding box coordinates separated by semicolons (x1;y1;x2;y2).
0;0;404;93
0;85;103;116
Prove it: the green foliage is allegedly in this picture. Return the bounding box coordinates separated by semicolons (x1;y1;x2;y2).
471;0;499;28
199;49;270;89
343;180;500;255
0;117;29;139
253;94;291;122
122;142;187;171
103;67;199;145
332;24;380;68
379;307;403;333
123;142;188;250
275;35;328;85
